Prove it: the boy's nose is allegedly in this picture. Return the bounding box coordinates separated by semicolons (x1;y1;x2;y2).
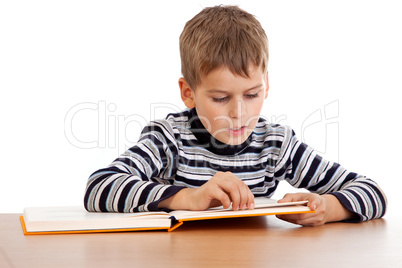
229;99;245;119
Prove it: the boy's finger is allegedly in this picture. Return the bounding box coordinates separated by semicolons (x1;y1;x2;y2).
237;182;251;210
217;180;241;210
212;171;251;210
309;201;318;211
230;180;252;210
277;211;316;225
247;190;255;209
212;188;232;209
241;183;255;210
278;193;309;203
278;193;296;203
228;188;241;211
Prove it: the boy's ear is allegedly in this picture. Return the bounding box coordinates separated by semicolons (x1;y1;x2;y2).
264;71;269;99
179;77;196;108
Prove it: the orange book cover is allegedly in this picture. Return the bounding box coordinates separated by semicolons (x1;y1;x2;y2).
20;216;171;235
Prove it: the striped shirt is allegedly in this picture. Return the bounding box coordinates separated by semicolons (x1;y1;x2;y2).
84;108;387;222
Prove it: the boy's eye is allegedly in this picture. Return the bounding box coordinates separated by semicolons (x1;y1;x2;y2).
245;93;259;99
213;97;229;103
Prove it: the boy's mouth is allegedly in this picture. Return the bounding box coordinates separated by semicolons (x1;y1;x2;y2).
228;126;247;136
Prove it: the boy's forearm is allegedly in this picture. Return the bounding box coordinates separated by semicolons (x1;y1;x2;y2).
323;194;355;223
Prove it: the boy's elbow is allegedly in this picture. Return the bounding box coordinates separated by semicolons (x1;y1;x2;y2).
83;189;93;212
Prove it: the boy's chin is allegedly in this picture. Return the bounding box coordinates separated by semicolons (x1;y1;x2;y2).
222;135;250;146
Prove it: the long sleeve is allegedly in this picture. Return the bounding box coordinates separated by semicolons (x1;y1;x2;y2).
84;120;185;212
273;127;387;222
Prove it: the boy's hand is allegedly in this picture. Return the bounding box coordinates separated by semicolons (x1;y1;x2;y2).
158;171;255;211
276;193;355;226
188;171;255;211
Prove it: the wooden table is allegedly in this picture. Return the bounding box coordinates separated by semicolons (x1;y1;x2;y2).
0;213;400;267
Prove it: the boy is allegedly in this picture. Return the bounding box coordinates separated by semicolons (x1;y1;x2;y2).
84;5;386;226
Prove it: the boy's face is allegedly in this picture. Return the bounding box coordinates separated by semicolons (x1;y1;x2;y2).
183;66;269;145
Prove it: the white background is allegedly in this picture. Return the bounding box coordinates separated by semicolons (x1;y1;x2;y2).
1;0;401;214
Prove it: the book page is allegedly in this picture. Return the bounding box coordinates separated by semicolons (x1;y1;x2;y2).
201;197;307;211
24;206;169;222
23;206;171;232
207;198;308;211
169;198;309;220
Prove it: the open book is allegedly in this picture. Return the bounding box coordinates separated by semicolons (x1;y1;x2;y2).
20;198;314;235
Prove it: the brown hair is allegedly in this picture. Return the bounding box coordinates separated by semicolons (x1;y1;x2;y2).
179;5;269;90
